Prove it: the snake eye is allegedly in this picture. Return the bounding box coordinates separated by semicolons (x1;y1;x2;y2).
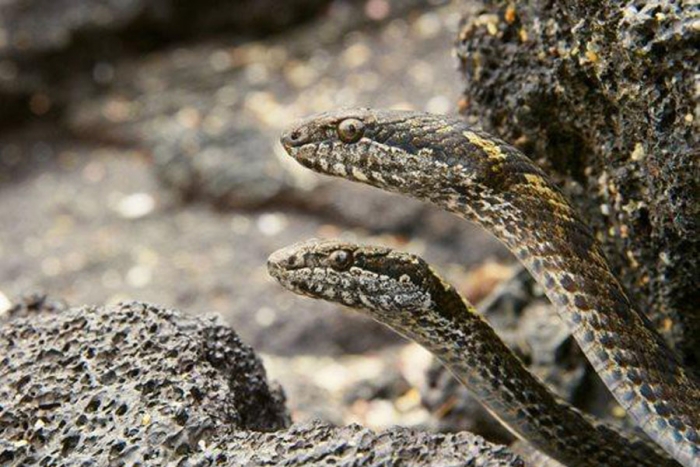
337;118;365;143
287;255;301;268
329;250;353;271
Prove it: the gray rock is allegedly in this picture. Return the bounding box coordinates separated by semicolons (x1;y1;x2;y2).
0;0;338;123
456;1;700;369
0;292;68;324
151;123;296;209
209;420;524;467
0;297;523;467
0;299;290;464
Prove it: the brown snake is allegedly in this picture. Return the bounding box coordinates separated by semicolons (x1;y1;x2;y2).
268;239;676;467
278;109;700;467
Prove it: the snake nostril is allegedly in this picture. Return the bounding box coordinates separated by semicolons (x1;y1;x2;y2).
287;130;304;145
282;129;305;148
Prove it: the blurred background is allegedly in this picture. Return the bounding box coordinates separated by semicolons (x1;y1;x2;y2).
0;0;616;447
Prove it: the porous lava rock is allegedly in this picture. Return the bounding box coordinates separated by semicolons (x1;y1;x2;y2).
202;420;524;467
0;297;523;466
456;0;700;369
0;299;290;464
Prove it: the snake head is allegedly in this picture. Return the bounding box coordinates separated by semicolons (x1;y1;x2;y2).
281;109;471;195
267;239;439;320
279;108;516;200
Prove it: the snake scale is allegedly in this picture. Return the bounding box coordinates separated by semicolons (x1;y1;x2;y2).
268;239;676;466
275;109;700;467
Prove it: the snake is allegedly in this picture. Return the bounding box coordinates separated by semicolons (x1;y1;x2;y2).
276;109;700;467
268;238;677;466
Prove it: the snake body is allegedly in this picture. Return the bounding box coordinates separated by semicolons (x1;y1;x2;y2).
268;239;675;467
279;109;700;467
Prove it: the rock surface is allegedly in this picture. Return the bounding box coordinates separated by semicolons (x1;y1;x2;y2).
456;0;700;368
214;420;524;467
0;298;289;464
67;0;470;228
0;0;341;124
0;296;523;467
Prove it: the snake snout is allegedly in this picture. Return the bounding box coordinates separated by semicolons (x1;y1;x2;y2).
267;248;292;280
268;240;318;276
280;126;309;149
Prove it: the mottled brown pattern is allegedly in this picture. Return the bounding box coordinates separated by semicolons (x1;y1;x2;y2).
268;239;676;467
280;109;700;467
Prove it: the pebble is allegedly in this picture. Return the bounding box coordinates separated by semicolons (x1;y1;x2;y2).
126;265;152;288
115;193;155;219
257;213;287;237
255;307;277;327
0;291;11;316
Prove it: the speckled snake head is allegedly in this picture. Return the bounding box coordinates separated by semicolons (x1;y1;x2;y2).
279;108;525;201
267;238;438;323
280;108;383;182
280;108;377;152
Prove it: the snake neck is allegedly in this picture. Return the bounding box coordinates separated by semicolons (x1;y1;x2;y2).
418;181;700;467
383;286;676;467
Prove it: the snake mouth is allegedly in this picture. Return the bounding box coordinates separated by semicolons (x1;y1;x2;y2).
267;243;319;295
266;256;296;282
279;130;319;172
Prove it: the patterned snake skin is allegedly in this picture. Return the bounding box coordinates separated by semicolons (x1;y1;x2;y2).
278;109;700;467
268;239;676;467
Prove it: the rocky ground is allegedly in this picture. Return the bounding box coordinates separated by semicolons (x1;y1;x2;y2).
0;297;523;466
3;0;689;465
0;1;525;430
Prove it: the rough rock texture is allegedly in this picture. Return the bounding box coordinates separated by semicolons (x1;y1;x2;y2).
0;299;290;464
456;1;700;369
0;293;68;324
211;420;524;467
0;297;523;466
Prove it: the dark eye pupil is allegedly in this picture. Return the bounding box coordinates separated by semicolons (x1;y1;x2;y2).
334;252;348;264
330;250;352;270
338;118;364;143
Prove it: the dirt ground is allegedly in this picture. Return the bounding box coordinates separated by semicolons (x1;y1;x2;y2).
0;1;524;436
